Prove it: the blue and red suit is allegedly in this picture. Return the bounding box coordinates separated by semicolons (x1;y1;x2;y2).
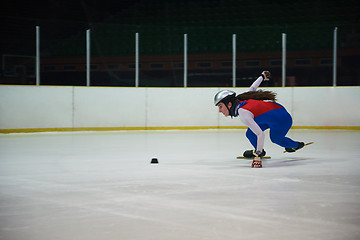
237;99;299;149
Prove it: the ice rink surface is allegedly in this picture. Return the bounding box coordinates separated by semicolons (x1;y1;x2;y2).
0;129;359;240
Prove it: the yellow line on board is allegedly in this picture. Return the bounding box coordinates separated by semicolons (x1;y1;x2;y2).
290;126;360;130
0;126;359;134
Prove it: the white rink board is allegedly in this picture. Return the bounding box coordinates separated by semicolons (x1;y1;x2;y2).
146;88;219;127
0;86;73;129
0;86;359;130
73;87;147;128
293;87;360;126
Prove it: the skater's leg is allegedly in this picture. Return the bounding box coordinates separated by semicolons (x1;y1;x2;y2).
269;130;298;148
245;128;257;149
264;108;299;148
244;125;268;158
245;124;268;149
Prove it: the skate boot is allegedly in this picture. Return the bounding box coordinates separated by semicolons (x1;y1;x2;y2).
285;142;305;153
243;149;266;158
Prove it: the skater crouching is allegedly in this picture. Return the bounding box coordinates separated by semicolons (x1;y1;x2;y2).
214;71;304;168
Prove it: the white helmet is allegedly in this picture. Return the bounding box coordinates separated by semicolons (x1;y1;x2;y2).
214;90;236;106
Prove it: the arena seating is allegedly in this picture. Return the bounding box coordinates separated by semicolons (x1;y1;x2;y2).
47;0;359;57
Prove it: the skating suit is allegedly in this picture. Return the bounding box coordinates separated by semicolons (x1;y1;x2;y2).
238;99;298;148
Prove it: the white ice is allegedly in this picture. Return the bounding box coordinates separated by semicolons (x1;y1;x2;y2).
0;129;359;240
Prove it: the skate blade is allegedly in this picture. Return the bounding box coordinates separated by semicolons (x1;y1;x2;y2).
237;156;271;159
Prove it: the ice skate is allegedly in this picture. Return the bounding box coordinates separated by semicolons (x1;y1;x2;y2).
243;149;266;158
285;142;305;153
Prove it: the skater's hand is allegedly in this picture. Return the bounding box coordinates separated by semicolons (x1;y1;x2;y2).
254;150;262;157
261;71;270;81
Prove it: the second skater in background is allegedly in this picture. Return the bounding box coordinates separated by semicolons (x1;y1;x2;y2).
214;71;304;168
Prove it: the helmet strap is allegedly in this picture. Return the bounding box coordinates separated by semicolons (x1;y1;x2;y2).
228;99;240;118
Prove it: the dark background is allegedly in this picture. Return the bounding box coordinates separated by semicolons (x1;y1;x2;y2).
1;0;359;87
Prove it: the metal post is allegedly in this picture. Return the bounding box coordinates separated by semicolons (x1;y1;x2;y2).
184;34;187;88
135;32;139;87
36;26;40;85
333;27;338;87
86;29;90;86
232;34;236;87
282;33;286;87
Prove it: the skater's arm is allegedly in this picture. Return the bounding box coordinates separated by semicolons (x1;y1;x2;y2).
238;108;265;153
249;71;270;92
249;76;264;92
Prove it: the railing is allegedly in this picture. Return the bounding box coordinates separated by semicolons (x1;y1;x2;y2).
1;23;359;87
